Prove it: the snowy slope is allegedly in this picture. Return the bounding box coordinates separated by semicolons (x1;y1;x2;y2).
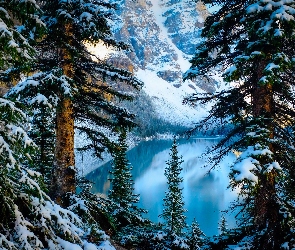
105;0;221;126
87;1;224;127
136;68;209;126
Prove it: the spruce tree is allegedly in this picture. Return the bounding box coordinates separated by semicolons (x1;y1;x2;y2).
28;106;56;185
109;128;145;227
0;0;45;70
184;0;295;248
218;216;228;236
5;0;142;206
0;2;112;248
160;138;187;236
0;98;102;249
187;218;205;250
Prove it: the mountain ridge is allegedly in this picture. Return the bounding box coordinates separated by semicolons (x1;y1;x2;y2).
104;0;222;127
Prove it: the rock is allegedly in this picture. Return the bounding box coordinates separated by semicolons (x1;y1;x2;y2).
157;70;181;83
109;0;217;93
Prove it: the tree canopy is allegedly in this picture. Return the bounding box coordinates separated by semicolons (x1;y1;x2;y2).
185;0;295;248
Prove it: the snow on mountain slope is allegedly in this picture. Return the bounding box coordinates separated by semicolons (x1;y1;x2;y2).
136;68;209;126
105;0;221;126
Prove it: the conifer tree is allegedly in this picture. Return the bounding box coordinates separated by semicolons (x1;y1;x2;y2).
28;106;56;185
109;128;145;227
218;216;228;236
6;0;142;206
160;138;187;236
0;0;45;70
0;2;114;248
187;218;205;250
0;98;104;249
184;0;295;248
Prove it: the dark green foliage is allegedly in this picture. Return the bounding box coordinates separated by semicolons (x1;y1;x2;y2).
28;107;55;186
160;138;187;236
117;225;189;250
69;177;117;244
38;0;142;157
0;0;142;248
218;216;228;236
0;1;109;248
0;99;36;233
0;0;45;70
4;0;142;208
0;98;93;249
109;128;147;228
6;0;142;159
187;219;206;250
184;0;295;248
5;70;68;188
0;3;41;243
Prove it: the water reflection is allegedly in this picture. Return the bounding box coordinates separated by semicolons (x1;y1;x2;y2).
86;138;237;236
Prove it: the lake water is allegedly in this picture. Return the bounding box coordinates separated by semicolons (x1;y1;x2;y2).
86;138;237;236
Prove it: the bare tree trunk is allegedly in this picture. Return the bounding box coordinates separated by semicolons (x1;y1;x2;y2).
51;23;76;206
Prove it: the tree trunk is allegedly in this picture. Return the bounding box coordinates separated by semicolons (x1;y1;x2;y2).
50;22;76;207
251;60;280;249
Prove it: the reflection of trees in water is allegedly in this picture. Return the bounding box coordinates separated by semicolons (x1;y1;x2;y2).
87;166;112;194
127;139;175;176
86;138;222;195
86;138;236;236
86;139;175;194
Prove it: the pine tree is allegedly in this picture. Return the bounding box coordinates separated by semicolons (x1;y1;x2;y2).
109;128;145;227
5;0;142;206
0;0;45;70
187;218;205;250
68;177;118;247
0;100;97;248
160;138;187;236
28;106;56;185
184;0;295;248
218;216;228;236
0;2;111;248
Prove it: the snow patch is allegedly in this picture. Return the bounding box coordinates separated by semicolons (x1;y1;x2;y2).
136;68;208;126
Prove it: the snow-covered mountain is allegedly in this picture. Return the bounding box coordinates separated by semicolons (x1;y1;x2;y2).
103;0;222;127
78;0;224;174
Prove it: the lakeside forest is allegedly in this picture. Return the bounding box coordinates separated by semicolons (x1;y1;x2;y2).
1;0;295;249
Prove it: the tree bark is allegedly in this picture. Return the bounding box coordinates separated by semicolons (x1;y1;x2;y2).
50;22;76;206
251;60;280;249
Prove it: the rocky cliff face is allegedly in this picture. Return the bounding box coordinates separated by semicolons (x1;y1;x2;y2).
160;0;209;55
90;0;223;128
109;0;218;93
